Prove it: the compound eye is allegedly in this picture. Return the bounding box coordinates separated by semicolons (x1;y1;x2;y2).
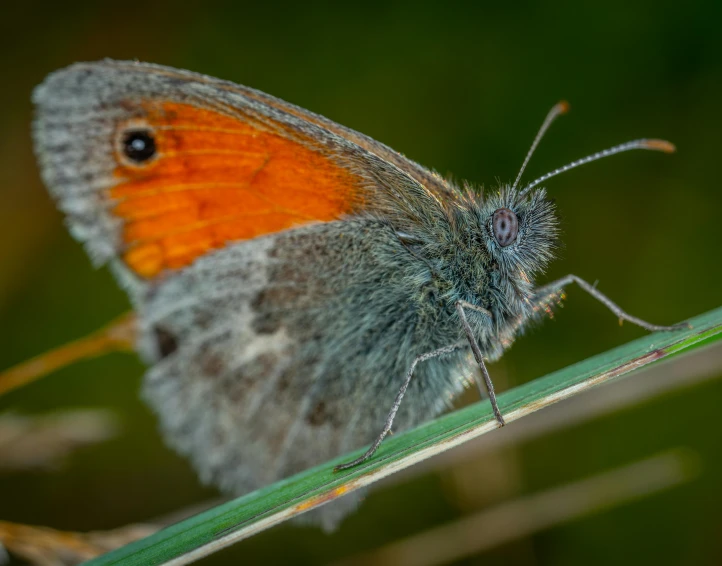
492;208;519;247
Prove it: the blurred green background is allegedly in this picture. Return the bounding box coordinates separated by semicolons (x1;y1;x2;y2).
1;1;721;564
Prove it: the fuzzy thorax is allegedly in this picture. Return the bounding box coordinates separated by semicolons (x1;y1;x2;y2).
417;184;559;358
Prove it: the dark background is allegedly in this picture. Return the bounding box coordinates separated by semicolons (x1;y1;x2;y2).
1;1;721;564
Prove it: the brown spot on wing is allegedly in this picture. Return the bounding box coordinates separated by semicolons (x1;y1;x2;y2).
153;325;178;359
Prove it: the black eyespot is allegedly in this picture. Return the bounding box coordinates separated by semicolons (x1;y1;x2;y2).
122;129;157;163
492;207;519;247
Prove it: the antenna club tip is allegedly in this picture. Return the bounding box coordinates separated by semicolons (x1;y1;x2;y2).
556;100;571;114
644;139;676;153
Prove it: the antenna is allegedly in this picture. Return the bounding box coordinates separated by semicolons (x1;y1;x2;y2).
517;139;675;198
511;100;570;192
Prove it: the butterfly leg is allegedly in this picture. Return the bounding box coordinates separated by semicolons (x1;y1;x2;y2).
333;342;466;472
532;274;690;332
455;301;506;427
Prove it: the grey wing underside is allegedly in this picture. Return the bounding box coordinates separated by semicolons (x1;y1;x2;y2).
139;220;473;528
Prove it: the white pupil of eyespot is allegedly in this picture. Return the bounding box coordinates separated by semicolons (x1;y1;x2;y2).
131;139;146;151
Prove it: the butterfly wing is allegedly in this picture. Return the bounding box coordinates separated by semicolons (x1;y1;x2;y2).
33;60;451;290
32;61;470;527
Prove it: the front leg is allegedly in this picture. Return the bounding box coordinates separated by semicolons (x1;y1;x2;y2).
455;301;506;427
532;274;690;332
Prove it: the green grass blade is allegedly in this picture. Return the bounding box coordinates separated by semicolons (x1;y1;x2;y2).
89;306;722;566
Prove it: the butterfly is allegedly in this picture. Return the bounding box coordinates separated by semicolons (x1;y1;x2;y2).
31;60;686;529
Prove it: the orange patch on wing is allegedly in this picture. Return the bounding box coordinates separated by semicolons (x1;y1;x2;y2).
110;102;361;278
